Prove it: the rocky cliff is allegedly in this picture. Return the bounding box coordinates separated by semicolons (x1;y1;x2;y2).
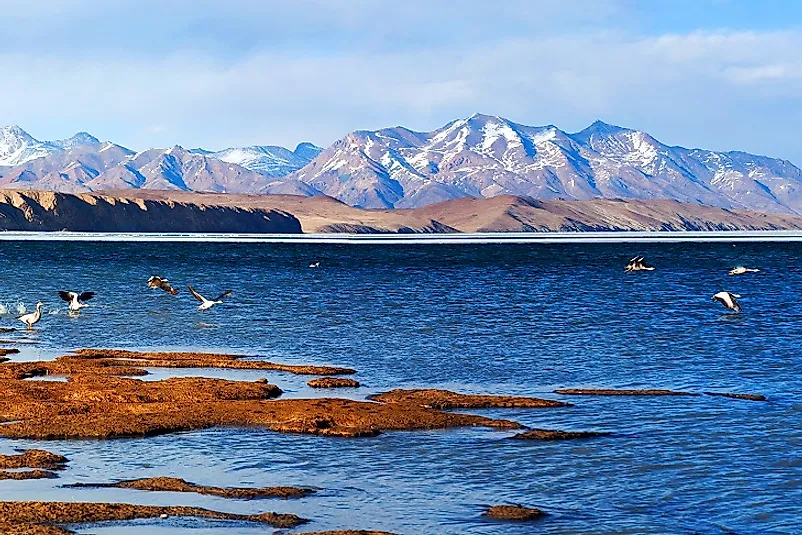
0;191;302;233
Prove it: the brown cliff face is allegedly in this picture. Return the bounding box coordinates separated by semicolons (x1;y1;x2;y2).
0;191;301;233
106;191;802;233
1;189;801;234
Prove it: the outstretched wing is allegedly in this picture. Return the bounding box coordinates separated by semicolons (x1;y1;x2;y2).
187;285;206;303
161;281;179;295
58;291;75;303
728;293;742;312
214;290;233;302
78;291;96;302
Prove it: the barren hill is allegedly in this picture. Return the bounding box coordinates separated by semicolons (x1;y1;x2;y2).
0;191;301;233
89;190;802;233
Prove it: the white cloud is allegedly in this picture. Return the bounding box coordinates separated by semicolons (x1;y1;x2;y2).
0;3;800;164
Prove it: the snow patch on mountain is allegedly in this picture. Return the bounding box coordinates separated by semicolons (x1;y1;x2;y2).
204;142;322;177
285;114;802;213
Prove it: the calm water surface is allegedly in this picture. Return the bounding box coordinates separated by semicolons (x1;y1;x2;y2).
0;241;800;534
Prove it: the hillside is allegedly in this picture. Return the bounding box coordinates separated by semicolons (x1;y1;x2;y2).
90;191;802;233
0;191;301;233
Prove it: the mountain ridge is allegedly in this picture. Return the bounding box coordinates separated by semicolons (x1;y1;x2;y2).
1;117;801;216
286;113;802;212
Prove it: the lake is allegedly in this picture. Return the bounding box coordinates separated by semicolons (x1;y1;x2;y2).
0;238;799;534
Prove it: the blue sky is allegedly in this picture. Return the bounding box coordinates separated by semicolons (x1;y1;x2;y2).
2;0;802;162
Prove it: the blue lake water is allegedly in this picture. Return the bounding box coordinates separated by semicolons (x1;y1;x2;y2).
0;239;800;534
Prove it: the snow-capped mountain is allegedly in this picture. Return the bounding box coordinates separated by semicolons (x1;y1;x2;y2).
0;144;278;194
199;142;322;177
2;118;802;216
0;126;61;166
86;145;276;193
0;126;106;168
0;127;321;194
287;114;802;212
51;132;101;150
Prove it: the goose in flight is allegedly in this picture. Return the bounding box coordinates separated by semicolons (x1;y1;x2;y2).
18;302;43;330
148;275;179;295
58;291;95;312
729;266;760;276
187;285;233;311
625;256;655;272
712;291;742;312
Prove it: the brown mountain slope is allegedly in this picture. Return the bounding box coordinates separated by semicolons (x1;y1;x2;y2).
96;190;802;233
0;191;301;233
412;196;802;232
0;190;800;233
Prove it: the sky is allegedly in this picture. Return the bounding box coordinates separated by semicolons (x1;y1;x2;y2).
1;0;802;162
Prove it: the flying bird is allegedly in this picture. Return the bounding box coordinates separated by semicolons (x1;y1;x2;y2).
712;291;742;312
309;261;320;268
148;275;179;295
729;266;760;276
187;285;233;311
58;291;95;312
18;302;43;330
625;256;655;272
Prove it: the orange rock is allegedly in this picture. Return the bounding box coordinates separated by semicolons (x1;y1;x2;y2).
368;389;569;409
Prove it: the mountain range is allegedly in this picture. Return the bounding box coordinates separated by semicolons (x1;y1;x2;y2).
2;115;802;215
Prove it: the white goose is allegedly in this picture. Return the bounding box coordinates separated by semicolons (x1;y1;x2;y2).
729;266;760;276
58;291;96;312
187;285;233;311
18;302;43;329
712;291;742;312
309;261;320;268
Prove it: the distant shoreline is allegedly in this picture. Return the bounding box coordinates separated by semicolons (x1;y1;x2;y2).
3;230;802;244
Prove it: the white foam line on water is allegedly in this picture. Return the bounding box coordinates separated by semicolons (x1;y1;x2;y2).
1;231;802;244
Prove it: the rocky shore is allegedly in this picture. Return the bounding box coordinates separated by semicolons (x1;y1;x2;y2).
0;348;768;533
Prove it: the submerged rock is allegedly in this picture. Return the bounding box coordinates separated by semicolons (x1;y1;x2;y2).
511;429;612;440
0;450;67;470
0;501;307;533
704;392;767;402
0;352;523;439
368;389;569;409
308;377;361;388
483;504;547;521
555;388;697;396
66;477;314;499
297;532;399;535
0;469;59;480
72;349;356;376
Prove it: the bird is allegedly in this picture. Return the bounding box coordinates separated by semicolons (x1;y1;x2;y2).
148;275;179;295
18;302;43;330
729;266;760;276
309;261;320;268
625;256;655;272
58;291;95;312
187;285;233;311
712;291;742;312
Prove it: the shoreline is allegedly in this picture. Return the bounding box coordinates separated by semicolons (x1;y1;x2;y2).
1;230;802;243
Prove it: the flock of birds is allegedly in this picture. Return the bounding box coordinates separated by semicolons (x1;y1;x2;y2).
626;255;760;313
12;255;756;329
16;276;234;330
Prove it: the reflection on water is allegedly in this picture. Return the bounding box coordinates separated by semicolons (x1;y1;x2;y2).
0;240;799;534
